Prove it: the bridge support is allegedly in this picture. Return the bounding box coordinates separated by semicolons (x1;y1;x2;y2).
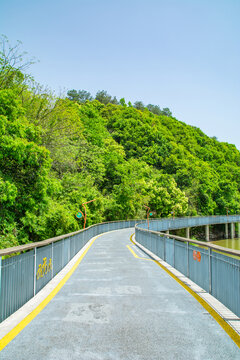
186;227;190;238
231;223;235;239
225;223;229;239
205;225;210;242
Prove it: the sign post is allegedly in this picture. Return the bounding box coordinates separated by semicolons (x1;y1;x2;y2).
82;199;96;229
144;205;150;230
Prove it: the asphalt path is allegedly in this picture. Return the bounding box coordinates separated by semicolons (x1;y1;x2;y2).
1;228;239;359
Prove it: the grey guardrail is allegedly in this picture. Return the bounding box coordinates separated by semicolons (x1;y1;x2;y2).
136;215;240;232
0;219;144;322
0;219;145;256
135;215;240;318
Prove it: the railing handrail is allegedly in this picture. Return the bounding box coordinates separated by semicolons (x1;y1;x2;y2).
0;219;144;256
137;214;240;225
2;214;240;257
136;227;240;257
0;229;84;256
135;214;240;258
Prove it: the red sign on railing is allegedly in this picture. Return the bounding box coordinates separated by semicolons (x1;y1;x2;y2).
193;250;201;262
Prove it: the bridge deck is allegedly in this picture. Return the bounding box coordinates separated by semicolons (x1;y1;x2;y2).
1;228;239;359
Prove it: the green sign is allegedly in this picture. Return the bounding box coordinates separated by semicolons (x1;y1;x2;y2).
76;212;82;219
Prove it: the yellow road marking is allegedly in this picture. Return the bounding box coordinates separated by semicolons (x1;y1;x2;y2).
0;234;101;352
126;245;153;261
126;245;138;258
130;234;135;245
130;234;240;348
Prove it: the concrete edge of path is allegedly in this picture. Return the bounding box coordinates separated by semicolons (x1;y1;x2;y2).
132;234;240;347
0;231;113;350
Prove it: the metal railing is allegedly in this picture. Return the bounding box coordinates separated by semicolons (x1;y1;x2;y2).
135;215;240;318
0;219;142;323
138;214;240;231
1;215;240;323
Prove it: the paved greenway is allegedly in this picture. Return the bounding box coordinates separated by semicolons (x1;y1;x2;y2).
1;228;239;360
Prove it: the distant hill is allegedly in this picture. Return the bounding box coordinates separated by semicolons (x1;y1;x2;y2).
1;39;240;248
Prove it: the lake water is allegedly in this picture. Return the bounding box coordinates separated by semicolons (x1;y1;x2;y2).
209;238;240;251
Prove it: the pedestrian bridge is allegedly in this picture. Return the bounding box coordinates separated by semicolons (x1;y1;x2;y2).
0;216;240;359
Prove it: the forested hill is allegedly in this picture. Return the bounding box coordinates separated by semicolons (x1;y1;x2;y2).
1;45;240;249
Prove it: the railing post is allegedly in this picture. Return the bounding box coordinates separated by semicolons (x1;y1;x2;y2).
51;242;53;279
173;239;175;268
73;235;76;257
164;236;166;261
0;256;2;320
208;248;212;294
62;239;64;269
187;242;189;278
33;248;37;296
68;238;70;262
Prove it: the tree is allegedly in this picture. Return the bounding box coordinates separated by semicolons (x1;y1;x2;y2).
111;96;119;105
0;35;35;91
0;89;52;243
95;90;119;105
145;174;188;217
95;90;113;105
22;87;84;150
162;107;172;117
67;89;92;103
120;98;126;107
147;104;162;115
134;101;145;111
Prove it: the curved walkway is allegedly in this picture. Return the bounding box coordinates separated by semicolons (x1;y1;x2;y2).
0;228;239;359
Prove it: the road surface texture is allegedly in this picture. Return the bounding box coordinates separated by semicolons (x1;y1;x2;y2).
1;228;239;359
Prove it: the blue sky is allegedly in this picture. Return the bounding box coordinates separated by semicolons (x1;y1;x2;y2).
1;0;240;148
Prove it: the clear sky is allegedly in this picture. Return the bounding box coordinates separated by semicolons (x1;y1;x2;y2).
1;0;240;148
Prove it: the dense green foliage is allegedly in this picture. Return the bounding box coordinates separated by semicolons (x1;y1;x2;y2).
1;37;240;249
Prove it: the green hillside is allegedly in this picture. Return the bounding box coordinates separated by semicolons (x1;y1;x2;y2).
1;39;240;249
